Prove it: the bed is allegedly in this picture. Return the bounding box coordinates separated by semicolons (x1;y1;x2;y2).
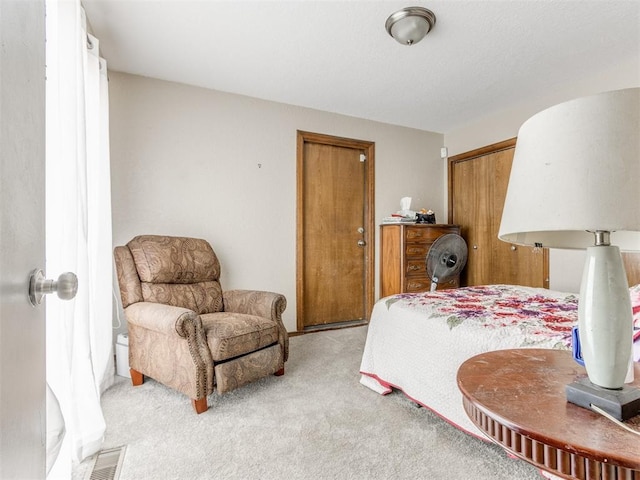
359;282;640;439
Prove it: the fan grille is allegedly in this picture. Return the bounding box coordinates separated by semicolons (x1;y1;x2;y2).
426;234;468;289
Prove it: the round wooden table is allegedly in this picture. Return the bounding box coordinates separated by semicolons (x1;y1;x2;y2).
457;349;640;480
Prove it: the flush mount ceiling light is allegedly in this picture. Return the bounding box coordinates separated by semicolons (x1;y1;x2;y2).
385;6;436;46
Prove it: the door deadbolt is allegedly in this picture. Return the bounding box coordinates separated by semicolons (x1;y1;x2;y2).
29;269;78;306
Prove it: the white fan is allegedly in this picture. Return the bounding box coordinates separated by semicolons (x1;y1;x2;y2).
426;234;468;291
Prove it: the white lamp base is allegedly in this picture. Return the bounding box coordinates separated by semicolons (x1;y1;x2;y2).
578;245;633;390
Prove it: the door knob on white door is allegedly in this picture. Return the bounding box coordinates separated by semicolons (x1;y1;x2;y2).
28;269;78;306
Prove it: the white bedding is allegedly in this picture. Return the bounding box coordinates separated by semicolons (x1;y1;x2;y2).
359;285;581;437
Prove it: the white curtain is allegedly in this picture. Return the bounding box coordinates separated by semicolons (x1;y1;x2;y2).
45;0;114;477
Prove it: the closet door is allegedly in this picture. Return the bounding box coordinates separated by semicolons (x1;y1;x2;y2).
450;152;493;286
490;148;520;284
448;139;548;288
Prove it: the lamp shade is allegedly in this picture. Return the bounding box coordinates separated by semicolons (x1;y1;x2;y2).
498;88;640;251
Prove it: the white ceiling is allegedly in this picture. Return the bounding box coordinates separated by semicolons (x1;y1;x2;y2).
82;0;640;133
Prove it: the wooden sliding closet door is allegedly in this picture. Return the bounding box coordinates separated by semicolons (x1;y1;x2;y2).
448;139;548;288
449;150;493;286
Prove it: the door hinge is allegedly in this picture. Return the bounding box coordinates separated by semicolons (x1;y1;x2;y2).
359;153;366;162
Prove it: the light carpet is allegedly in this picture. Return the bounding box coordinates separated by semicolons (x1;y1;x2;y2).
73;325;542;480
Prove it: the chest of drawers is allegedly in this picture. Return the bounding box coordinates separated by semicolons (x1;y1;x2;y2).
380;224;461;297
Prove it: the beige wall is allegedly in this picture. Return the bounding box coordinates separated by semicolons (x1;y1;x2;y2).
444;57;640;157
111;57;639;326
444;59;640;293
109;72;444;333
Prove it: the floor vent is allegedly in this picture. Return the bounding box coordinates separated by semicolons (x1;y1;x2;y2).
85;446;126;480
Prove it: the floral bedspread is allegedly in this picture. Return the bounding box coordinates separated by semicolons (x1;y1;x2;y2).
385;284;579;350
360;284;640;438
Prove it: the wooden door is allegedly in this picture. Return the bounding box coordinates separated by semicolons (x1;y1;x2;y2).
450;149;493;286
297;131;375;331
449;139;548;288
489;148;548;286
489;148;517;284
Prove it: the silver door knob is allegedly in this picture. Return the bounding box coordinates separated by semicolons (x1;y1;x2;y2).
357;240;366;247
29;269;78;306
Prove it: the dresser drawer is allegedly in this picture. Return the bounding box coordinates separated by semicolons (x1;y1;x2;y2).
405;258;427;276
405;226;458;242
405;276;459;293
405;244;429;257
438;277;460;289
405;277;431;292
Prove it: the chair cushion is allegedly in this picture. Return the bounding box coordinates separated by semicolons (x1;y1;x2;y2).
142;281;223;315
202;312;279;361
128;235;220;284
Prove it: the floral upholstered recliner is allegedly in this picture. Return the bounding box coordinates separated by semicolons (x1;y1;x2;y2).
113;235;288;414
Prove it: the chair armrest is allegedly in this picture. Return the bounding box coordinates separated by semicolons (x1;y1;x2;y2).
223;290;286;320
124;302;214;400
223;290;289;361
124;302;200;338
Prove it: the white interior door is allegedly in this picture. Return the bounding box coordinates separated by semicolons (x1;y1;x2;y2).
0;0;47;478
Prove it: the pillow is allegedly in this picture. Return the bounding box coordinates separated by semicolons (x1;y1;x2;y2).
632;285;640;362
631;284;640;329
